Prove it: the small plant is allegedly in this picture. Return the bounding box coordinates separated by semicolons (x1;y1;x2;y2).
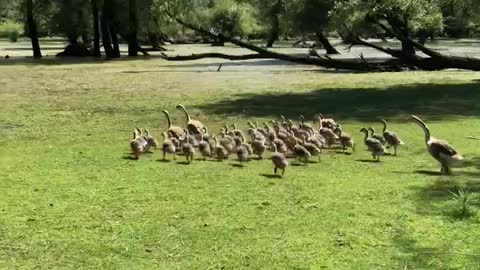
449;187;476;220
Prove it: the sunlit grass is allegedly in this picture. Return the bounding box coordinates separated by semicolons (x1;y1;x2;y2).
1;46;480;269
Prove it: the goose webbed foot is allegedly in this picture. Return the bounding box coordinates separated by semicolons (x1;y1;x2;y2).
440;165;451;175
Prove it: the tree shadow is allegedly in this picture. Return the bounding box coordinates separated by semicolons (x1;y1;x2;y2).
0;54;161;66
411;178;480;218
393;173;480;267
4;46;68;51
462;156;480;169
391;225;470;270
197;82;480;121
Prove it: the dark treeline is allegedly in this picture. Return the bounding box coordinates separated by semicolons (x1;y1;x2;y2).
0;0;479;64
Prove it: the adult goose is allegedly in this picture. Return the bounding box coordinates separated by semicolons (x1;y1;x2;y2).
411;115;463;174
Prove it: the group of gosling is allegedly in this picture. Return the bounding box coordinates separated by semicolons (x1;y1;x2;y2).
129;105;464;176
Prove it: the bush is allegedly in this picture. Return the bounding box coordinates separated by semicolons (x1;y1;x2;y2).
208;0;260;38
0;21;23;42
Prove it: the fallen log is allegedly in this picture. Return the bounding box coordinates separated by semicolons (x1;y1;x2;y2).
160;52;268;61
359;19;480;71
165;17;405;71
165;15;480;72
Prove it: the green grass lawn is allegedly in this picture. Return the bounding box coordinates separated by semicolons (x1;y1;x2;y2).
1;50;480;269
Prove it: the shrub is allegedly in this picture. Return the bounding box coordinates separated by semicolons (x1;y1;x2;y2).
0;21;23;42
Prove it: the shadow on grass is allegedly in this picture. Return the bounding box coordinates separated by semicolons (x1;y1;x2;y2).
415;170;443;176
393;178;480;268
462;156;480;169
356;159;380;163
4;46;68;51
291;162;308;167
335;151;353;155
0;54;160;66
122;156;138;160
176;161;192;165
230;163;246;168
259;173;283;179
404;176;480;267
197;82;480;121
411;178;480;219
391;226;476;270
205;159;225;162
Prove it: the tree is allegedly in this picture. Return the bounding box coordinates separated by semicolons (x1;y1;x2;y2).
290;0;339;54
235;0;286;46
128;0;138;56
264;0;283;47
49;0;90;44
440;0;480;38
362;0;443;55
25;0;41;58
100;0;120;58
91;0;100;56
185;0;259;46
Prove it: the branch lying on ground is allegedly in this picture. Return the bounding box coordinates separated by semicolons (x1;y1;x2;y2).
166;16;404;71
159;52;267;61
344;23;480;71
165;14;480;71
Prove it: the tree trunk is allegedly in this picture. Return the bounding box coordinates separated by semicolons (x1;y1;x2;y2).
266;14;279;48
315;30;339;54
26;0;42;58
211;39;225;46
416;29;433;45
211;33;225;46
128;0;138;56
100;0;117;58
67;33;78;45
401;41;416;55
110;24;120;57
338;31;355;45
102;0;120;58
91;0;101;57
385;16;416;55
